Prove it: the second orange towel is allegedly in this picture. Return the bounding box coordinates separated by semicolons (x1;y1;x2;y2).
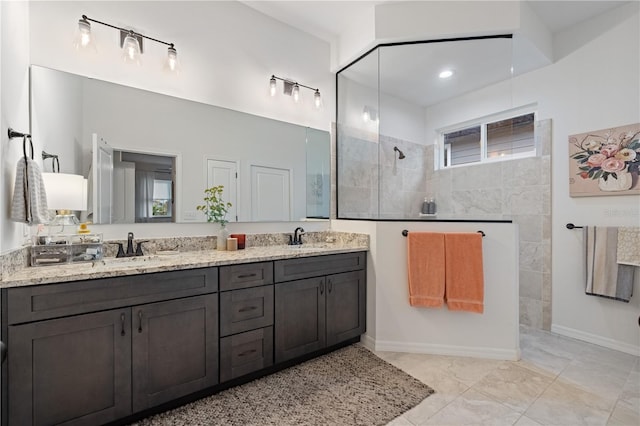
444;233;484;313
407;232;484;313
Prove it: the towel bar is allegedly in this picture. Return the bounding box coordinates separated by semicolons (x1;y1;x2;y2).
566;223;583;230
402;230;485;237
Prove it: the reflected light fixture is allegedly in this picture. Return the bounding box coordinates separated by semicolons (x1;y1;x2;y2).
269;75;322;109
75;15;179;73
363;106;378;124
42;173;88;226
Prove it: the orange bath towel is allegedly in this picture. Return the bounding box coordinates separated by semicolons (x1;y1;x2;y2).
444;232;484;313
407;232;446;307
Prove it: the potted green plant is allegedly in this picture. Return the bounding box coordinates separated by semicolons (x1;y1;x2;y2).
196;185;233;250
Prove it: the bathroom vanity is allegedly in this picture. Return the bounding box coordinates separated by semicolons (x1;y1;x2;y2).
0;245;367;426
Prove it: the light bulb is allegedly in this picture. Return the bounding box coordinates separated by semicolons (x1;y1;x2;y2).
269;76;277;97
122;32;141;65
314;89;321;109
292;83;300;103
73;17;95;52
165;45;179;74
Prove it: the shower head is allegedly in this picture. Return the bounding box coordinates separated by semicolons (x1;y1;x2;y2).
394;146;406;160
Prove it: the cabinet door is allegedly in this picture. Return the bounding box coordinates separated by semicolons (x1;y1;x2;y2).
326;270;366;346
274;277;326;363
132;294;218;412
8;309;132;426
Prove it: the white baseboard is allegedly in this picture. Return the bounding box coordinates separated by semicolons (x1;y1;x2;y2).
551;324;640;356
365;337;520;361
360;333;376;351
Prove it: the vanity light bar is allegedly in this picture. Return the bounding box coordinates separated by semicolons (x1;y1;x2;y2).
269;75;322;109
76;15;179;72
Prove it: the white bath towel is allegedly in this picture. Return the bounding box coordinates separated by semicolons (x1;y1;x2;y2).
10;157;50;224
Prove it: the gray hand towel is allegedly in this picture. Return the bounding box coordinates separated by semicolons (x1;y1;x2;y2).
10;157;50;224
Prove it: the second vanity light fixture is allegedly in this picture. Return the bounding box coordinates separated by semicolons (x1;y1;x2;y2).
75;15;179;72
269;75;322;109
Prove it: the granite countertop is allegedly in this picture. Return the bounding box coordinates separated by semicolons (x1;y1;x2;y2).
0;243;368;289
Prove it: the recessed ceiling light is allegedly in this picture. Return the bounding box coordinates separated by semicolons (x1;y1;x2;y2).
439;69;454;79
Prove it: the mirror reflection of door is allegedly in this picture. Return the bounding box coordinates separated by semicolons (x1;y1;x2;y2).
92;134;113;224
206;159;238;223
250;165;291;221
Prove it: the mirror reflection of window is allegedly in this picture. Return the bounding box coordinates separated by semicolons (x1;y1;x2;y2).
152;179;172;218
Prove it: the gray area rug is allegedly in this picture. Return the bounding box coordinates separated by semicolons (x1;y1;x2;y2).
133;344;434;425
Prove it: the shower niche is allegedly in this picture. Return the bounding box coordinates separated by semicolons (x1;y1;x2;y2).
336;35;520;220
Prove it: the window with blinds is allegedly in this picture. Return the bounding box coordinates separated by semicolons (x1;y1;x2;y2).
441;110;536;168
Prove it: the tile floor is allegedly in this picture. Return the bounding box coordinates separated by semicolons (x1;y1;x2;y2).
380;326;639;425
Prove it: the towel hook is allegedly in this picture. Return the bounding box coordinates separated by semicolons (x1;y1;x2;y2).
42;151;60;173
8;128;31;140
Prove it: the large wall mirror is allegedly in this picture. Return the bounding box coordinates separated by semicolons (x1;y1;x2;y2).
30;65;330;224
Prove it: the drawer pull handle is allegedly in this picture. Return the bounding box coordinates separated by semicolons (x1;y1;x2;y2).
138;310;143;333
238;349;257;357
237;273;257;279
120;313;126;336
238;306;258;312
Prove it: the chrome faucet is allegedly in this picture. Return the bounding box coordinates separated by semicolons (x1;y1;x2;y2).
289;227;305;245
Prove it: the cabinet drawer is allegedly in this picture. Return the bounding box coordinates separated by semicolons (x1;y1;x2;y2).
220;327;273;382
274;252;365;282
7;267;218;324
219;262;273;291
220;286;274;337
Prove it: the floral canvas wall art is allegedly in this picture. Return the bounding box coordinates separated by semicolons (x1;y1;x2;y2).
568;123;640;197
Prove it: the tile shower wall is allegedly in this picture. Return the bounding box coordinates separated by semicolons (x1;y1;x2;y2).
431;120;552;329
337;127;431;219
336;120;552;330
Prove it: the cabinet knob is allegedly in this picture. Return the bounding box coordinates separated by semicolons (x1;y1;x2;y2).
320;281;325;295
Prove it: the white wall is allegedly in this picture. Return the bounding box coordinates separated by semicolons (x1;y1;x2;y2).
1;1;31;254
545;4;640;355
423;2;640;353
333;219;520;360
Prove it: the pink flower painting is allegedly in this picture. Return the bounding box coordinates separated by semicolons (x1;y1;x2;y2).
569;123;640;197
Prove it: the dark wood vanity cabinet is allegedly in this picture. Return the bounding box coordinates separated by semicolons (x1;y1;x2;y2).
219;262;274;383
3;268;219;426
274;252;366;363
2;252;366;426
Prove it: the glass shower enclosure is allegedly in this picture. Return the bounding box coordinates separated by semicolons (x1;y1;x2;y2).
336;35;517;220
